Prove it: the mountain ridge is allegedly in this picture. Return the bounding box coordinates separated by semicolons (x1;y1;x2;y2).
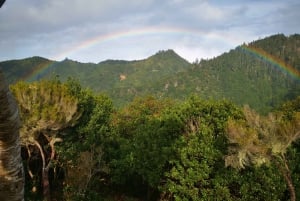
155;34;300;112
0;33;299;112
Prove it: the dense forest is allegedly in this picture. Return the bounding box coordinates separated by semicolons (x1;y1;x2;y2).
5;78;300;201
1;34;300;200
1;34;300;113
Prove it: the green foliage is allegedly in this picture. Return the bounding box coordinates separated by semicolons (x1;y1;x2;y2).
156;34;300;113
11;79;83;201
159;96;242;201
7;72;300;200
225;106;300;168
60;77;113;150
108;96;180;199
164;127;216;201
11;79;81;144
278;96;300;199
55;78;114;200
279;96;300;119
0;56;54;83
225;105;300;201
216;165;286;201
3;35;300;112
57;92;290;200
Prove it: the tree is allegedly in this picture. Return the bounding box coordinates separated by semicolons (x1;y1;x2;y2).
60;78;114;200
109;96;178;199
163;120;217;201
0;71;24;201
11;80;81;201
161;96;243;201
225;105;300;201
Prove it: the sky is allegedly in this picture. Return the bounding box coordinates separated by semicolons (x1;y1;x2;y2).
0;0;299;63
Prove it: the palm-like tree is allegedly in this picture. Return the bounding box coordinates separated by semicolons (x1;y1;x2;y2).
225;105;300;201
11;80;81;201
0;71;24;201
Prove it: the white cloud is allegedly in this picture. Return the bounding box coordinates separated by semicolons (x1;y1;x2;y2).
0;0;299;62
186;2;227;22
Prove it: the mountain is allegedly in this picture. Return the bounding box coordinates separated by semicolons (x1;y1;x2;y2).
0;34;299;112
0;56;54;84
155;34;300;113
0;49;191;105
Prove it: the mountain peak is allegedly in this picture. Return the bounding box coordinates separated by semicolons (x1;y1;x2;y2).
1;34;299;112
153;49;179;57
149;49;189;63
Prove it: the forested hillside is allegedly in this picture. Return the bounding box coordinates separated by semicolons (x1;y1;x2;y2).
0;49;191;105
1;33;300;200
0;56;54;84
156;34;300;113
0;34;299;112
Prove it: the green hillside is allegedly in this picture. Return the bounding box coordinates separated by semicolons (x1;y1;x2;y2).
0;34;299;112
153;34;300;113
0;49;191;105
0;56;54;84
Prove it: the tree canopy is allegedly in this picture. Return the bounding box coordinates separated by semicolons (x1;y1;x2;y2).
5;78;300;201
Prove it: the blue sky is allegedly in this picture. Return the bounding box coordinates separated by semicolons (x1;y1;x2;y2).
0;0;299;63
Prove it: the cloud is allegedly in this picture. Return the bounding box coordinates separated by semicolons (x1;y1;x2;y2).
1;0;156;33
267;2;300;34
184;2;228;22
0;0;299;62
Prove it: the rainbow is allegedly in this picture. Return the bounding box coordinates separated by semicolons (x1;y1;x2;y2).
239;45;300;81
52;26;229;61
29;27;300;83
25;29;300;82
23;59;56;81
25;26;231;81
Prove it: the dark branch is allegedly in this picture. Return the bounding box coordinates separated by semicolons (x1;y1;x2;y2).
0;0;5;8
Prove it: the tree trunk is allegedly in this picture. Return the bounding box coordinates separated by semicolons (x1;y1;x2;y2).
282;157;296;201
274;156;296;201
34;140;51;201
0;71;24;201
42;168;51;201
